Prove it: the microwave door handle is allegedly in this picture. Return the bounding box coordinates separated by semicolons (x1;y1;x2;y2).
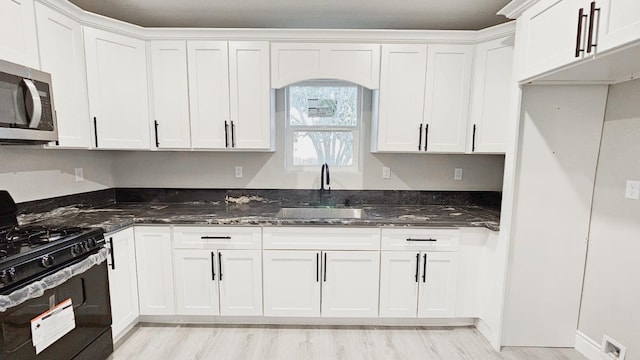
22;79;42;129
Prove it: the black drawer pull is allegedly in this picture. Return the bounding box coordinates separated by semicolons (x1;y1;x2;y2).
218;252;223;281
422;254;427;283
415;253;420;282
211;251;216;281
406;238;438;242
201;236;231;240
418;124;423;151
575;7;587;57
109;237;115;270
586;1;600;53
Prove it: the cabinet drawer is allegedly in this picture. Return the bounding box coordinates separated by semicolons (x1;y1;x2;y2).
172;226;261;249
381;228;459;251
263;227;380;250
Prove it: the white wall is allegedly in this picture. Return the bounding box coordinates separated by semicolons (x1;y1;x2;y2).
578;79;640;360
0;148;115;202
113;90;505;191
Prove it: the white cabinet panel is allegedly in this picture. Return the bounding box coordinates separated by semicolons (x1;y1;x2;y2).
150;40;191;149
263;250;321;317
218;249;262;316
84;27;150;149
228;41;273;150
423;44;473;153
0;0;39;68
598;0;640;53
173;249;219;315
321;251;380;318
379;251;419;318
134;227;175;315
173;226;261;249
187;41;230;149
418;252;458;318
468;36;514;154
325;44;380;89
271;43;322;88
263;227;380;251
374;44;428;152
35;4;90;148
105;227;139;341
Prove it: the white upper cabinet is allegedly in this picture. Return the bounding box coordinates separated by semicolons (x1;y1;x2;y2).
228;41;273;150
597;0;640;53
0;0;39;68
187;41;230;149
35;4;91;148
84;27;151;149
468;36;514;154
373;44;428;152
271;43;381;89
150;40;191;149
422;44;473;153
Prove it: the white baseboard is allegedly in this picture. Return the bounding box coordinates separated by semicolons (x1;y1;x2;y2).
575;331;603;360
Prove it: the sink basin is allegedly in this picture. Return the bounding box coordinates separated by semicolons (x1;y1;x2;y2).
277;207;367;219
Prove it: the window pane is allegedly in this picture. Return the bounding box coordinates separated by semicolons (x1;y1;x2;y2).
288;85;358;127
293;131;354;166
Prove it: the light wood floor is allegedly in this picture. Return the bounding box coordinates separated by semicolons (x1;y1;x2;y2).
109;325;587;360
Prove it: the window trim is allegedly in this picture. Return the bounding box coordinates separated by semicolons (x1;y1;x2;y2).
285;81;363;173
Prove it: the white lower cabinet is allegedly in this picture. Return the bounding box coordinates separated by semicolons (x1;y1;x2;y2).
172;227;263;316
105;227;139;341
379;228;460;318
134;227;175;315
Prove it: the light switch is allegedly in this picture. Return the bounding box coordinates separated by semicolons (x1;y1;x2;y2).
382;167;391;179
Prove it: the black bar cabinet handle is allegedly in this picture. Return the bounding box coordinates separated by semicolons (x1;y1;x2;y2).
424;124;429;151
154;120;159;148
211;252;216;280
472;124;477;152
422;254;427;283
587;1;600;53
418;124;423;151
231;121;236;148
109;237;115;270
575;8;587;57
406;238;438;242
201;236;231;240
316;253;320;282
224;121;229;148
323;252;327;282
218;251;223;281
415;253;420;282
93;117;98;148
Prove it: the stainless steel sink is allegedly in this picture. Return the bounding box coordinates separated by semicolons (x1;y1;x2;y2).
277;207;367;219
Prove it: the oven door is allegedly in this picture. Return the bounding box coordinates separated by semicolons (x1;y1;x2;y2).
0;261;112;360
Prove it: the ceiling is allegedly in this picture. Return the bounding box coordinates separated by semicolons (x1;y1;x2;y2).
68;0;511;30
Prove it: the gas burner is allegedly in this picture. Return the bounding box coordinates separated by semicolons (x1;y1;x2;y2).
0;226;86;260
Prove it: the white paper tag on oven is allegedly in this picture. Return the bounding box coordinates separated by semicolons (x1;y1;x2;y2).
31;298;76;354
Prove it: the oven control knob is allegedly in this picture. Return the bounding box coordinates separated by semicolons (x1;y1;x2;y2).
0;268;16;284
41;255;55;268
87;238;97;248
71;243;83;256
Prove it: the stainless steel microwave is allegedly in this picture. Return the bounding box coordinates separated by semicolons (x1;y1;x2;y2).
0;58;57;144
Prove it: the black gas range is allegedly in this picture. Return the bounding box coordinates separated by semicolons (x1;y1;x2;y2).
0;190;113;360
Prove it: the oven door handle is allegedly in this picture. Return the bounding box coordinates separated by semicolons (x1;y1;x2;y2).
108;237;115;270
22;79;43;129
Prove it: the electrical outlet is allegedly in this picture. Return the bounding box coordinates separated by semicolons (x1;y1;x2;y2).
382;166;391;179
74;168;84;182
235;166;243;178
625;180;640;200
454;168;463;181
602;335;626;360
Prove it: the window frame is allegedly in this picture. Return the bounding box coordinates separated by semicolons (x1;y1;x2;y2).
284;80;364;173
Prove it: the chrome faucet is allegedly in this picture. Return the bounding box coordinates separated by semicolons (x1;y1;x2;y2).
320;163;330;192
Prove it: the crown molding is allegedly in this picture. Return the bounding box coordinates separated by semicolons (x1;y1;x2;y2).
498;0;540;19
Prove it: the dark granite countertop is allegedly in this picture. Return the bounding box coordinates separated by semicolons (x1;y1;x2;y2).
17;201;500;234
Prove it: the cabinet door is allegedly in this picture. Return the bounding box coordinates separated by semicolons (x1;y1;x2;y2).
187;41;230;149
35;4;91;148
150;41;191;149
468;36;514;154
423;44;472;153
84;27;150;149
321;251;380;318
517;0;586;81
218;249;262;316
263;250;321;317
105;228;139;341
374;44;428;152
0;0;39;68
379;251;419;318
134;227;175;315
173;249;220;315
418;252;458;318
228;41;273;150
597;0;640;53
